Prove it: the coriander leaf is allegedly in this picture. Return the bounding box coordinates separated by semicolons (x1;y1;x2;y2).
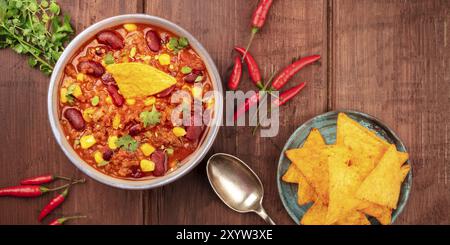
49;1;60;15
140;105;160;127
178;37;189;48
167;36;189;53
116;135;139;152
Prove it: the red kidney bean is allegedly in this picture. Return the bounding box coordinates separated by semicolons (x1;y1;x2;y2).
183;73;198;83
145;30;161;52
106;85;124;107
151;150;167;177
101;73;117;86
96;30;124;50
129;165;143;178
156;85;175;98
128;123;142;136
63;108;85;131
102;149;113;161
77;61;105;77
192;69;203;75
186;126;203;141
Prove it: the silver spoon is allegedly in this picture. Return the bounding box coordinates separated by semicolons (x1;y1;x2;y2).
206;153;276;225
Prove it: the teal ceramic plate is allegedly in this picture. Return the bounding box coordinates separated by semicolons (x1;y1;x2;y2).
276;110;412;224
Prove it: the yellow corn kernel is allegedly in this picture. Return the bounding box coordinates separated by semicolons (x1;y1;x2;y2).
72;84;82;98
158;54;171;65
76;73;85;82
107;135;118;150
123;23;137;32
172;127;187;137
80;135;96;149
60;88;68;103
105;96;112;104
140;159;155;172
140;143;155;157
82;108;96;122
126;98;136;105
144;96;156;106
94;151;104;164
192;86;202;99
112;114;121;129
129;47;137;58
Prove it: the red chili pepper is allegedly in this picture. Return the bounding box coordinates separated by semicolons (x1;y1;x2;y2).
233;91;261;122
252;0;274;30
20;175;71;185
0;185;49;197
243;0;274;58
235;46;263;89
228;56;243;90
48;215;87;225
0;179;84;198
272;82;307;106
38;188;69;222
270;55;321;90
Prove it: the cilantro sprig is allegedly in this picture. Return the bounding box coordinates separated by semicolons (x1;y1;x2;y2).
0;0;74;75
116;135;138;152
167;36;189;53
140;105;161;127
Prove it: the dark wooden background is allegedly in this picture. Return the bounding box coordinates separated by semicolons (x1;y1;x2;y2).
0;0;449;225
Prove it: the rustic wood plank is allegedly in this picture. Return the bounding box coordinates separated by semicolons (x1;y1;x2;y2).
332;0;450;224
0;0;144;225
144;0;327;224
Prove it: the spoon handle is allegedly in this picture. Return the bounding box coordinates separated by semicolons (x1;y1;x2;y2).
255;206;276;225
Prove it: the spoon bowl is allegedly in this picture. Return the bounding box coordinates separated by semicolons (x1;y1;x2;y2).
206;153;275;224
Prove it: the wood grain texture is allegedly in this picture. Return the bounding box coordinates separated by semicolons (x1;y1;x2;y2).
144;0;327;225
331;0;450;224
0;0;449;225
0;0;144;225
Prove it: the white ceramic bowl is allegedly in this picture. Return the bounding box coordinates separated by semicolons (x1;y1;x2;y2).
48;14;223;189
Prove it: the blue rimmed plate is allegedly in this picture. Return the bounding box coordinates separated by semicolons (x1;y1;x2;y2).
276;110;412;224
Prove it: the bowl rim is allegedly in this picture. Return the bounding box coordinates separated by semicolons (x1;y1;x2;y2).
276;109;412;224
47;14;223;190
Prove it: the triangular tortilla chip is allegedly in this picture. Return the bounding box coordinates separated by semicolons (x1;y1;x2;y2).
283;128;327;205
400;164;411;180
356;145;403;209
303;128;325;147
335;210;371;225
356;163;409;224
297;177;317;205
281;164;302;183
326;146;362;224
282;128;325;205
286;146;329;204
336;113;388;178
281;164;316;204
300;200;327;225
106;62;177;98
356;201;392;225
